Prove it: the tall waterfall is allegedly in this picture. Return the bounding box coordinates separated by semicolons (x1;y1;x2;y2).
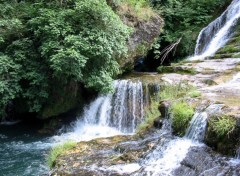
191;0;240;60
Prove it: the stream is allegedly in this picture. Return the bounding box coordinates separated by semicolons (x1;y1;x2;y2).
1;0;240;175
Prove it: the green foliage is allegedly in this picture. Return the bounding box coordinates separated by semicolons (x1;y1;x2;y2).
170;101;194;136
47;141;77;168
0;0;131;118
159;82;199;100
151;0;229;59
217;45;240;54
137;100;160;133
209;115;236;138
188;90;201;98
111;0;155;20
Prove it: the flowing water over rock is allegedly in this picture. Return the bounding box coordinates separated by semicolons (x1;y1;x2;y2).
54;80;149;143
139;110;208;176
185;112;208;142
190;0;240;60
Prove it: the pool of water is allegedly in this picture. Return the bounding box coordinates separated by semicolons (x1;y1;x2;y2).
0;122;52;176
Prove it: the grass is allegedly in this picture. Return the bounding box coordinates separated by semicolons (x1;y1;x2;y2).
209;115;236;138
159;82;200;100
159;83;198;135
170;101;194;136
113;0;156;21
47;141;77;168
188;90;201;98
137;101;160;134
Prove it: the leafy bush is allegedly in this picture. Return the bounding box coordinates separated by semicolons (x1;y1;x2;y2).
170;101;194;136
47;141;77;168
0;0;131;118
209;115;236;138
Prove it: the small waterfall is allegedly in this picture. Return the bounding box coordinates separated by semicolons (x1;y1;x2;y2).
80;80;144;133
142;109;209;176
191;0;240;60
185;112;208;142
54;79;148;143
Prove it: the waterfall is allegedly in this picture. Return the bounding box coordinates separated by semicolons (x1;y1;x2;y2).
79;80;144;133
53;79;150;143
191;0;240;60
142;110;209;176
185;112;208;142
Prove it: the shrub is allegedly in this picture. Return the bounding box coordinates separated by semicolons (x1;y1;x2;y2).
209;115;236;138
47;141;77;168
170;101;194;136
0;0;131;117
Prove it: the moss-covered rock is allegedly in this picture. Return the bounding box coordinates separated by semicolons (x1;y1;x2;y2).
205;114;240;156
109;2;163;70
39;81;84;119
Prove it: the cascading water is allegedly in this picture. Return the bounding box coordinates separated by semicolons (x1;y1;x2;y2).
1;79;157;176
190;0;240;60
185;112;208;142
141;109;209;176
53;79;147;143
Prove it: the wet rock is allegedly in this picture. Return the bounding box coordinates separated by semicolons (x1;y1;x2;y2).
52;134;153;176
153;118;163;128
202;79;218;86
173;146;240;176
158;101;170;118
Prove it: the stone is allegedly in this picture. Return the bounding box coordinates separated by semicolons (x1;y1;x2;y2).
158;101;170;118
153;118;163;128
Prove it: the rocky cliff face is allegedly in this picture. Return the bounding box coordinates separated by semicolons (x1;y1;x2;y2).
120;15;163;70
107;1;163;70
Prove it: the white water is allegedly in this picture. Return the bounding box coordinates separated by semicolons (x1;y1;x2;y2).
52;80;145;144
0;79;148;176
143;108;209;176
190;0;240;60
185;112;208;142
144;139;200;176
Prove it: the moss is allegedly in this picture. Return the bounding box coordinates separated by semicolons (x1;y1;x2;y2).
40;81;83;119
47;141;77;168
170;101;194;136
157;66;174;73
157;66;197;75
